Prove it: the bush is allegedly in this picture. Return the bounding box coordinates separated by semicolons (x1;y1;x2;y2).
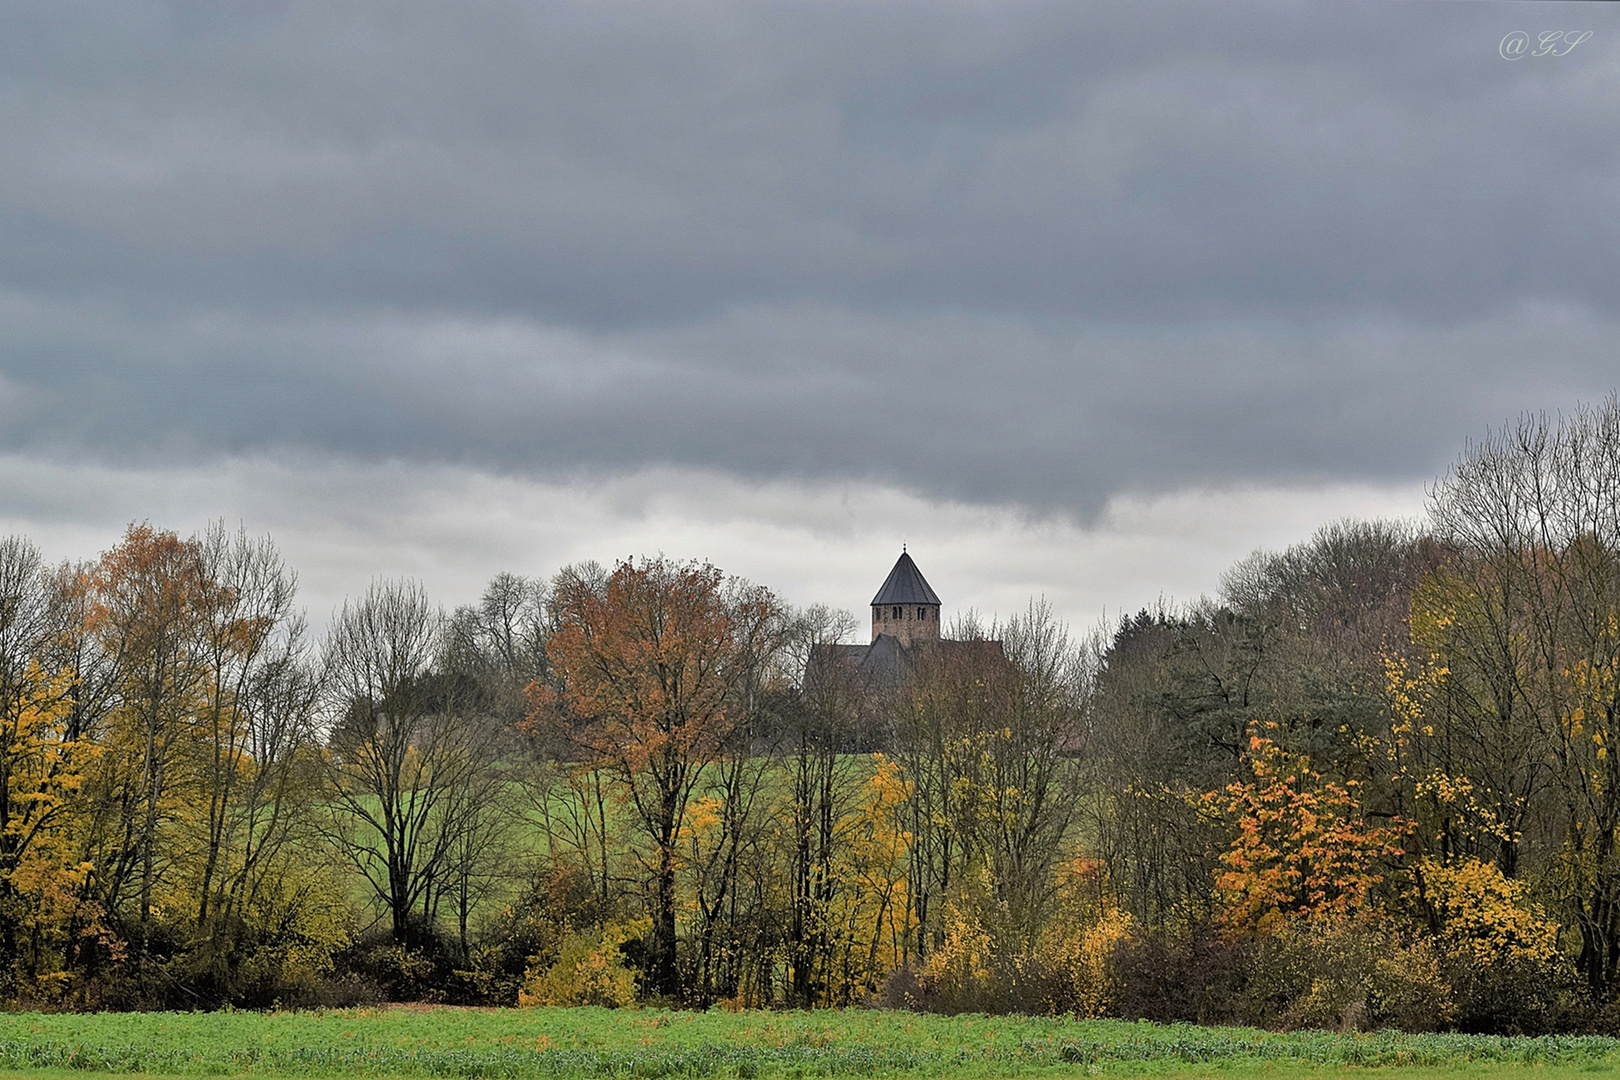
914;899;997;1012
907;892;1135;1016
1111;924;1251;1026
337;916;467;1004
518;920;643;1008
1243;912;1454;1032
1422;858;1560;968
1038;906;1133;1017
1113;915;1456;1032
471;863;604;1005
1445;952;1591;1035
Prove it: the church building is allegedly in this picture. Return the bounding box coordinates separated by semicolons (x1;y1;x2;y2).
805;549;951;694
800;550;1004;749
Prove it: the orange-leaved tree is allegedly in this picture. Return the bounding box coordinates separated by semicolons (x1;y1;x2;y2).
1206;723;1408;936
539;558;784;1000
85;523;213;961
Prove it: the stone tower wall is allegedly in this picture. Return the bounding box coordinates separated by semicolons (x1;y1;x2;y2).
872;602;942;647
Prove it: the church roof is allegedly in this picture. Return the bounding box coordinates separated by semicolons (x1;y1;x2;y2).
807;635;908;690
870;551;941;606
805;635;1005;694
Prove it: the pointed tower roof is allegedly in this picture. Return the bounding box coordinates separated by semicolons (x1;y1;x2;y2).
871;551;941;606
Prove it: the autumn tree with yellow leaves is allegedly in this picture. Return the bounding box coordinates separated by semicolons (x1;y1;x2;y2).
0;537;100;998
540;558;786;1002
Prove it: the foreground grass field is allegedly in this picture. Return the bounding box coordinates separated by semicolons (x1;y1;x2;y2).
1;1007;1619;1080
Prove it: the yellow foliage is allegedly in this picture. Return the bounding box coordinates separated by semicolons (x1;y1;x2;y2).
1420;857;1559;967
916;859;1134;1017
1035;857;1132;1016
838;753;912;991
920;899;992;990
683;795;723;841
1041;906;1132;1018
0;661;112;994
518;919;645;1008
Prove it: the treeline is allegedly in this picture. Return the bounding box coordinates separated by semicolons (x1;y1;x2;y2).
1081;399;1620;1033
2;400;1620;1034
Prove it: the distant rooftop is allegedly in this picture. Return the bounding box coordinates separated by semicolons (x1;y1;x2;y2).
870;551;941;606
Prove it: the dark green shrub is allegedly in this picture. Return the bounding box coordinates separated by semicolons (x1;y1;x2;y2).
1446;953;1592;1035
1110;924;1251;1025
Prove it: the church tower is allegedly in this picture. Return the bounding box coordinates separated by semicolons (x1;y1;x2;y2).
871;550;941;647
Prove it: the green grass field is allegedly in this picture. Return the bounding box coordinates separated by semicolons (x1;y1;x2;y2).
1;1007;1619;1080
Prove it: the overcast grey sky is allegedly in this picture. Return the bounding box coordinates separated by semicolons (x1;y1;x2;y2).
1;1;1616;630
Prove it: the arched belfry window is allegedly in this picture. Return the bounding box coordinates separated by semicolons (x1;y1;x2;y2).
892;606;902;620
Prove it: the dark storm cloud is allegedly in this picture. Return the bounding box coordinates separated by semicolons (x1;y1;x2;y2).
0;0;1616;512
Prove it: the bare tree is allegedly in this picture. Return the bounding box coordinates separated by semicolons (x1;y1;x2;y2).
322;579;496;945
985;601;1089;942
892;603;1087;963
1426;397;1620;997
185;524;322;993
